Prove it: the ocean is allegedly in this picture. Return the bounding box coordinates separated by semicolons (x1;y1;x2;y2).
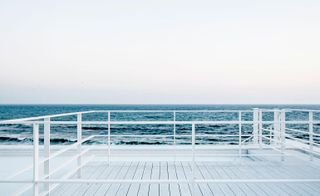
0;104;319;145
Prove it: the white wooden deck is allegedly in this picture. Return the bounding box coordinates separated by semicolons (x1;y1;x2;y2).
49;149;320;196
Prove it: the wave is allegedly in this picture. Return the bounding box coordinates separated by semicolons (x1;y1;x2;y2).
50;138;76;144
0;136;76;144
82;127;106;131
116;141;164;145
0;136;26;142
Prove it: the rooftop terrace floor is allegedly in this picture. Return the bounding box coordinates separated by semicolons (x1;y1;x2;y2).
1;147;320;196
48;147;320;196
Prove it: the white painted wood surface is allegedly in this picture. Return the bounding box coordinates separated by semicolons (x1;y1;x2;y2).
48;156;320;196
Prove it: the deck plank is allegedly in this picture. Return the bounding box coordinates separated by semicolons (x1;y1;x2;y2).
149;162;160;196
275;164;319;196
226;164;257;196
244;163;291;196
229;162;268;196
94;162;126;196
196;162;225;196
218;165;247;196
138;162;152;196
255;163;305;195
84;162;114;196
182;162;203;196
106;162;133;196
194;162;213;196
159;162;170;196
127;162;147;196
292;165;320;194
116;162;140;196
176;162;192;196
205;164;235;196
51;164;98;195
69;164;106;196
168;162;181;196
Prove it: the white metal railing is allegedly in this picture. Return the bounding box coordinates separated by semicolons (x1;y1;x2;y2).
0;109;319;196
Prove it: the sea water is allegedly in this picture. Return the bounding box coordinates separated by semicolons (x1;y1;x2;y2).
0;104;319;145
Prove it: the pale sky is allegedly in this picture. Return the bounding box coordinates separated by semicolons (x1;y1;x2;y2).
0;0;319;104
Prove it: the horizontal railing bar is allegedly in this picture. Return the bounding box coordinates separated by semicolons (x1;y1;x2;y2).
0;111;95;123
112;142;251;145
0;121;256;125
286;128;320;136
258;109;280;112
284;109;320;112
35;178;320;184
285;121;320;124
180;153;287;157
88;153;279;158
286;128;309;135
2;120;319;125
4;178;320;184
0;180;33;183
92;110;254;113
93;134;252;137
0;109;255;124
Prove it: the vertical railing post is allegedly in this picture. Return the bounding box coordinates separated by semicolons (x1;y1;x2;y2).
33;123;39;196
108;111;111;166
173;111;176;146
259;109;263;148
44;117;50;194
280;109;286;161
77;113;82;178
238;111;242;159
191;123;195;196
253;108;259;145
269;125;272;145
309;111;314;161
273;109;281;146
173;111;176;163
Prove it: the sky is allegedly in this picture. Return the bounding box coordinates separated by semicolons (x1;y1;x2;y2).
0;0;319;104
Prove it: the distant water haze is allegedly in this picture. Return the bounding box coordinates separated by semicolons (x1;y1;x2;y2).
0;0;319;104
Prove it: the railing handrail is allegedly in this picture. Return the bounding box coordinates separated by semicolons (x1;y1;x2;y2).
0;109;253;123
0;110;95;123
1;108;320;124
